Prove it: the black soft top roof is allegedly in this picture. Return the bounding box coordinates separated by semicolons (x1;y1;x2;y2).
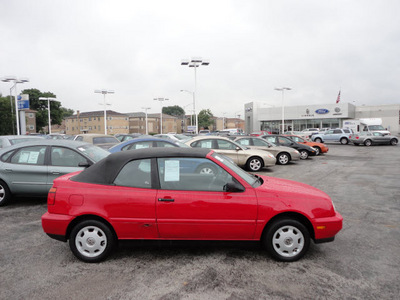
71;147;212;185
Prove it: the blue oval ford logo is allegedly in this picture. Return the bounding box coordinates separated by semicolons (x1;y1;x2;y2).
315;109;329;114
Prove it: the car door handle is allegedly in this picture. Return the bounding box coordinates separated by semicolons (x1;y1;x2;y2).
51;171;60;175
5;168;13;172
158;198;175;202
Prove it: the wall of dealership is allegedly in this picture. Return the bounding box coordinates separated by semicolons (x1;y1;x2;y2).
244;102;400;135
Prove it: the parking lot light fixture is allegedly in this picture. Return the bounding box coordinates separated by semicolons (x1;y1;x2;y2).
274;87;291;134
95;89;114;135
1;76;29;135
181;57;210;134
153;98;169;134
39;97;59;134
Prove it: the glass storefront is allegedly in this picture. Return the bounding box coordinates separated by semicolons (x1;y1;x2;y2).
261;118;341;132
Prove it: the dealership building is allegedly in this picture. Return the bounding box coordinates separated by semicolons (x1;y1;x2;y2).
244;102;400;135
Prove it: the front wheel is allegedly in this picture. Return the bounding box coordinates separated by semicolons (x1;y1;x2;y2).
0;180;12;207
340;138;349;145
313;147;321;155
364;139;372;146
69;220;116;263
390;138;398;146
277;153;290;165
299;150;309;160
263;219;310;262
246;157;263;172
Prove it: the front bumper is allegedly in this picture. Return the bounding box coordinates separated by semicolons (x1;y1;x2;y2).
313;212;343;241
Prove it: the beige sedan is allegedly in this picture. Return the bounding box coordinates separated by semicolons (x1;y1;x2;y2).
233;136;301;165
73;134;120;149
185;136;276;172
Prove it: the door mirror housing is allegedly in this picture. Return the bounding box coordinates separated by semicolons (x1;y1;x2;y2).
224;181;245;192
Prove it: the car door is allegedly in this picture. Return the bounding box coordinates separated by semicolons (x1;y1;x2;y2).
372;132;387;144
215;139;241;165
48;146;88;188
323;130;335;141
3;145;48;195
191;139;240;164
156;157;258;239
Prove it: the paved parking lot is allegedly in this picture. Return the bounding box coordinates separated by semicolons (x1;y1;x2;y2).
1;144;399;299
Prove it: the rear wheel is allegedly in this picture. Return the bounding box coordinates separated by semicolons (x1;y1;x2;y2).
299;150;309;160
263;219;310;262
314;138;322;143
313;147;321;155
0;180;12;207
246;157;263;172
364;139;372;146
277;153;290;165
340;138;349;145
390;138;398;146
69;220;116;263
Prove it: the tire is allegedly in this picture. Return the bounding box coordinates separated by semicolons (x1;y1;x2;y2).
299;150;309;160
314;138;322;143
246;157;263;172
390;138;398;146
0;180;12;207
263;219;310;262
340;138;349;145
364;139;372;147
69;220;116;263
277;153;290;165
196;164;217;175
313;147;321;155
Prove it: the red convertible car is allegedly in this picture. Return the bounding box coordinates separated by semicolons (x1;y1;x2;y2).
42;148;342;263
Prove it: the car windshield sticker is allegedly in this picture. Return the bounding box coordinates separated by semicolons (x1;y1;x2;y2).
19;151;40;164
164;160;180;181
240;140;249;145
201;141;212;148
135;144;150;149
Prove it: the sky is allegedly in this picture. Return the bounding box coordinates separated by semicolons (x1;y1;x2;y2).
1;0;400;119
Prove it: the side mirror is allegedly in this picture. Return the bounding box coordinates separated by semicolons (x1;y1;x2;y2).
235;146;241;151
78;161;93;168
224;181;245;192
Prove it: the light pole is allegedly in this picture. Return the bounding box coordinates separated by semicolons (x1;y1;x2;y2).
274;87;291;134
141;107;151;134
1;76;29;135
222;112;227;130
181;57;210;134
153;98;169;134
39;97;59;134
94;89;114;135
180;90;194;126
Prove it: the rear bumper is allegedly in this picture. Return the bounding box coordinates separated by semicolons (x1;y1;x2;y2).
313;212;343;240
41;212;74;239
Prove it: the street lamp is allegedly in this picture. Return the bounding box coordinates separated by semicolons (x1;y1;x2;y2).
153;98;169;134
1;76;29;135
141;107;151;135
180;89;194;126
181;57;210;134
38;97;59;134
94;89;114;135
274;87;291;134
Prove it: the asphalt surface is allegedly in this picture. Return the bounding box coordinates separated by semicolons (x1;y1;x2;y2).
1;143;399;300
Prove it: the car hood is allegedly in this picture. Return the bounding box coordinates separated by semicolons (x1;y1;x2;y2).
255;175;333;213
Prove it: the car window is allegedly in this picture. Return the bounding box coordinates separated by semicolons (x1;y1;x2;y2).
1;150;15;162
333;130;342;134
125;141;153;150
216;139;237;150
264;136;276;144
343;129;351;133
10;146;46;165
155;141;176;148
9;138;40;145
75;136;84;141
191;139;214;149
236;138;250;146
93;137;118;144
114;159;152;188
253;138;268;147
290;136;303;143
75;144;110;162
157;157;233;192
51;147;87;167
278;137;292;146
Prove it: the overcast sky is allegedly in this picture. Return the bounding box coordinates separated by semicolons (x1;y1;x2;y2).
1;0;399;118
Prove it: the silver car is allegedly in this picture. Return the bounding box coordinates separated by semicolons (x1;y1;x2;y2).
0;135;44;149
233;137;301;165
0;140;110;206
350;132;398;146
185;136;276;172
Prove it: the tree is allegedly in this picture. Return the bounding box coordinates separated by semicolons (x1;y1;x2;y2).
198;109;214;130
162;105;185;117
21;88;74;132
0;96;15;135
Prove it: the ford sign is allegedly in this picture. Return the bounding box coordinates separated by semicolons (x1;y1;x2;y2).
315;109;329;114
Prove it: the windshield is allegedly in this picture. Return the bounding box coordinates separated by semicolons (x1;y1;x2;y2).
76;144;110;162
211;152;261;187
368;125;385;130
10;138;41;145
174;141;191;148
93;137;119;144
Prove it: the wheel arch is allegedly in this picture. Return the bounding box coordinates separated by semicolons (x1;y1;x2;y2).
246;156;264;168
66;214;118;241
260;212;315;241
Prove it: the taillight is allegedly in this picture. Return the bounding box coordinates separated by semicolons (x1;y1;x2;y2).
48;187;57;205
356;136;359;139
